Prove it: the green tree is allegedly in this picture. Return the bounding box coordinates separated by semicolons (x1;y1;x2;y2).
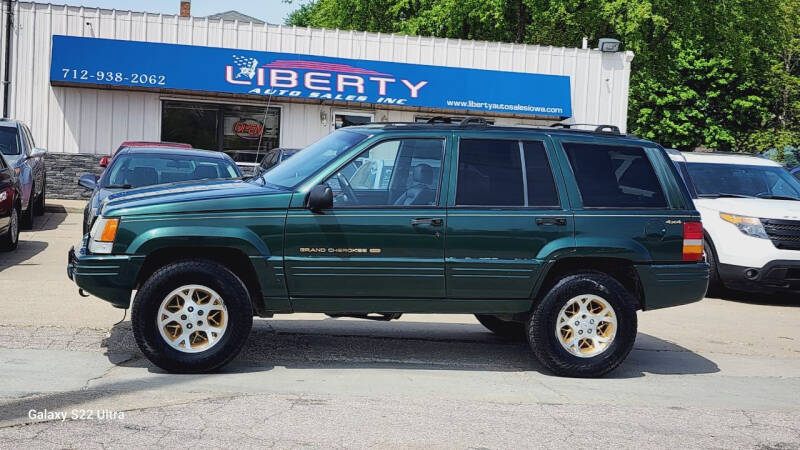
285;0;798;153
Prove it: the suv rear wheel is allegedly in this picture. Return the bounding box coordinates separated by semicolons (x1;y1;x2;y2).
528;272;637;378
132;259;253;373
474;314;525;341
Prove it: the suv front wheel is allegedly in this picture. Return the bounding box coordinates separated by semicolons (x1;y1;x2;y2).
132;259;253;373
528;272;638;378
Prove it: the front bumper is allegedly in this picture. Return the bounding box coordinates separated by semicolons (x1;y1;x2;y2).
68;238;143;309
635;263;710;310
718;260;800;294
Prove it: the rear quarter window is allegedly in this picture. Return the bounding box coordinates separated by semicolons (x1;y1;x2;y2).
563;142;667;208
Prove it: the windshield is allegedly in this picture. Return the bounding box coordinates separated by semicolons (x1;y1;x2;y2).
686;162;800;200
260;130;368;189
0;127;21;156
100;152;242;188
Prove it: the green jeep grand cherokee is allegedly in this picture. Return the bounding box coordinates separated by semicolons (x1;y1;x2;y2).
68;122;709;377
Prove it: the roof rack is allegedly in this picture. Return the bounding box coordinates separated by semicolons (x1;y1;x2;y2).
550;123;622;135
424;116;489;126
354;121;637;138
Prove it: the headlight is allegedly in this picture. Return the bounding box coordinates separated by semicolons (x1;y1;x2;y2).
88;217;120;254
719;212;768;239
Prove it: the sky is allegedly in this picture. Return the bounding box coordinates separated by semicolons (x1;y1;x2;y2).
45;0;306;25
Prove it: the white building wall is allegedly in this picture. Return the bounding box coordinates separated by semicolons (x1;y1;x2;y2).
1;1;634;154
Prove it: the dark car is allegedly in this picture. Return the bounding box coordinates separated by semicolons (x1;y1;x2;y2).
0;152;21;251
257;147;300;174
69;123;709;377
78;147;243;234
0;119;46;229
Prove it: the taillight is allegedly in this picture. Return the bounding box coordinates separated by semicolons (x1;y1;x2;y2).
682;221;703;262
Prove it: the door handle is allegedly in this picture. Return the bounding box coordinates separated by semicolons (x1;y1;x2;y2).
411;217;443;226
535;217;567;226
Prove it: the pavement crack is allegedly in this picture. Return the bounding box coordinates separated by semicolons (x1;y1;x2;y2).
80;354;136;391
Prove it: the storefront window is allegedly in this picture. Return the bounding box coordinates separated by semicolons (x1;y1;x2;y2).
222;105;281;164
160;101;281;164
161;101;219;150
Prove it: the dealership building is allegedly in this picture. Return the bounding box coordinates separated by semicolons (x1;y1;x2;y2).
0;1;634;199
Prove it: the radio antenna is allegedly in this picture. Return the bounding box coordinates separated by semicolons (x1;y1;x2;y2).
252;87;274;177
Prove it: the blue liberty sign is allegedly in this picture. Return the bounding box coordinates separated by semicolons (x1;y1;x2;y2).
50;35;572;118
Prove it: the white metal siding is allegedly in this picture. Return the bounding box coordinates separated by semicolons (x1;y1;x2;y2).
3;1;633;154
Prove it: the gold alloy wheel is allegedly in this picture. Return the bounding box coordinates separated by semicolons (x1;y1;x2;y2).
554;294;617;358
157;284;229;353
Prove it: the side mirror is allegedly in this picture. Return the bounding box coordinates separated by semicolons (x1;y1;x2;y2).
30;147;47;158
99;156;109;168
78;174;99;190
306;183;333;212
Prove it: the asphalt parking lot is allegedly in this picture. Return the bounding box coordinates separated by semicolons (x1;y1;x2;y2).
0;208;799;448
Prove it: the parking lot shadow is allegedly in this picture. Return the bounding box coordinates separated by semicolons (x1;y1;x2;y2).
101;318;719;379
709;288;799;307
0;241;48;273
30;211;68;232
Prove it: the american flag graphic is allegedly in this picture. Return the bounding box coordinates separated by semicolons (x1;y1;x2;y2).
232;54;259;79
265;60;390;76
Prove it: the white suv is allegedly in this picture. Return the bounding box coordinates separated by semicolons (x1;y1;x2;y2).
668;150;800;294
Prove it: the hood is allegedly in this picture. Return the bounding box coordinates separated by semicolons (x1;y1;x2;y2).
101;178;293;217
3;153;24;167
695;198;800;220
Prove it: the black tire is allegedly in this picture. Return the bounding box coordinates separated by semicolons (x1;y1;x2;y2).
132;259;254;373
33;177;45;216
528;272;638;378
704;238;721;293
0;206;19;252
475;314;526;341
20;184;33;229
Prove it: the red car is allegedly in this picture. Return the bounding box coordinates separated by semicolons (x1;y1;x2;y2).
0;152;21;251
100;141;192;167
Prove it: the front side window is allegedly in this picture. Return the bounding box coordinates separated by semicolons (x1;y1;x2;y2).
687;162;800;200
455;139;559;207
261;130;368;189
563;143;667;208
327;138;444;207
22;125;35;154
0;127;20;156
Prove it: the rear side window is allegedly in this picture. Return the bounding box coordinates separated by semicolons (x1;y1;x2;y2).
563;143;667;208
523;141;559;207
457;139;523;206
456;139;559;207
